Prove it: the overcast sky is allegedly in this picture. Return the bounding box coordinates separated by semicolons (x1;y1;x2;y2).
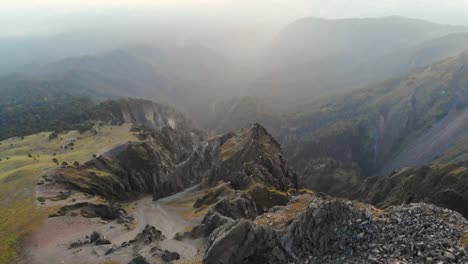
2;1;468;37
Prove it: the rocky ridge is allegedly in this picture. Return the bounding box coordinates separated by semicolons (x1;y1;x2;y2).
354;163;468;217
41;107;468;264
173;123;299;191
203;198;467;264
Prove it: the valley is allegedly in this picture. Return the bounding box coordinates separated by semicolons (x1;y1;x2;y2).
1;6;468;264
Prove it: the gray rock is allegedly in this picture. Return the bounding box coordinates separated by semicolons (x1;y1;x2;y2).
128;255;150;264
204;200;468;264
69;240;84;249
444;251;456;261
89;231;104;243
95;238;111;245
161;250;180;262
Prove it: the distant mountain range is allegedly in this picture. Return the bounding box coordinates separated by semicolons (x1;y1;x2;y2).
252;16;468;101
3;16;468;177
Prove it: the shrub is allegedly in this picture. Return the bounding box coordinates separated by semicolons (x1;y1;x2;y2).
49;132;58;140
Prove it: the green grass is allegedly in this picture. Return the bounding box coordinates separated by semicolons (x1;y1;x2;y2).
0;124;137;263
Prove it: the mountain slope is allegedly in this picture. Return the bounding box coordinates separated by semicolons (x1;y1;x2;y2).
279;51;468;176
253;16;468;101
0;45;238;126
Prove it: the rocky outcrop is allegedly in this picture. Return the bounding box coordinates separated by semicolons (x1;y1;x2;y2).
50;202;132;222
173;123;299;191
69;231;112;249
354;163;468;217
54;122;205;201
204;198;468;264
174;183;293;241
128;256;150;264
161;250;181;262
130;225;165;244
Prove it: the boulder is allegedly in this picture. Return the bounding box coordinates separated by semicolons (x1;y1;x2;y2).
161;250;180;262
89;231;104;243
128;255;150;264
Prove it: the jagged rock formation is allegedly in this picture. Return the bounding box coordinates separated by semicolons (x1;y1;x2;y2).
45;103;468;264
173;123;298;191
55;122;297;204
355;163;468;217
203;197;468;264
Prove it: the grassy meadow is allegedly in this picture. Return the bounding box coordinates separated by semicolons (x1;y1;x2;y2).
0;124;137;263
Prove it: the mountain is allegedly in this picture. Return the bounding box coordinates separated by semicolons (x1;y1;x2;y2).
274;51;468;177
252;16;468;101
0;45;239;125
32;116;468;264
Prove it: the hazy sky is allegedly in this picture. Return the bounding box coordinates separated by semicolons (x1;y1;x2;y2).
2;1;468;37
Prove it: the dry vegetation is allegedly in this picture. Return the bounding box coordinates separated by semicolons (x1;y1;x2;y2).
165;199;209;222
220;128;251;161
463;233;468;247
255;194;316;230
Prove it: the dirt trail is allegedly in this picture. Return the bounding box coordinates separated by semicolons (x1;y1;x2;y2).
26;187;205;264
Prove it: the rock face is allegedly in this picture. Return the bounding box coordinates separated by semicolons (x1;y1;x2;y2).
204;198;468;264
55;119;205;201
354;163;468;217
94;98;196;132
173;123;298;191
